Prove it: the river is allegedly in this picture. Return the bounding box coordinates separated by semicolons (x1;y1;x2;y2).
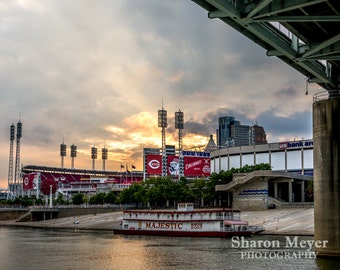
0;227;339;270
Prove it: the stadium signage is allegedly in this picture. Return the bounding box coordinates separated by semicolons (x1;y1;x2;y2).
185;159;202;169
279;140;313;150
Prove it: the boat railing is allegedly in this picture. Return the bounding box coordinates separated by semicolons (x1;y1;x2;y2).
123;211;243;221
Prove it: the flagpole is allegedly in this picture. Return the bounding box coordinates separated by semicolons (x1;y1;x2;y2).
125;162;128;183
131;165;135;182
120;164;124;184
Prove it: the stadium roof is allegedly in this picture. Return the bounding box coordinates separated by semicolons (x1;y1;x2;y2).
22;165;142;176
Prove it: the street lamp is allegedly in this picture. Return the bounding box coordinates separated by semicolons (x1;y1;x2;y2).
49;185;53;208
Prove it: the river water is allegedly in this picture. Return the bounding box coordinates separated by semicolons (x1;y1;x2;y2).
0;227;339;270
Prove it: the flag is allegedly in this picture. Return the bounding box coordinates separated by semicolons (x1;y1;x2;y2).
127;169;131;173
120;164;124;169
132;165;136;169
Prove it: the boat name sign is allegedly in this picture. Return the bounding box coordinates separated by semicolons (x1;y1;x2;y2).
145;222;204;230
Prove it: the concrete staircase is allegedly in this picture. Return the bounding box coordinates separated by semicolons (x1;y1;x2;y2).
270;197;314;209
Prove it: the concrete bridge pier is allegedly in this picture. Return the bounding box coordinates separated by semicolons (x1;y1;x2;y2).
313;92;340;257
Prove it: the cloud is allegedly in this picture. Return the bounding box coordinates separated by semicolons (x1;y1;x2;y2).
0;0;315;187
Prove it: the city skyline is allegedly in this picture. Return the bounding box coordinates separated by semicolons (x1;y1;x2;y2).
0;1;317;188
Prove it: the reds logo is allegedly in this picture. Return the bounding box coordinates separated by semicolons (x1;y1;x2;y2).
24;177;29;186
148;159;160;169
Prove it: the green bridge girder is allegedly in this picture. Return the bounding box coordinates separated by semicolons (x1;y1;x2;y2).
191;0;340;90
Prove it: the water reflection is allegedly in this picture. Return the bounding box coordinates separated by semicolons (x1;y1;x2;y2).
0;227;339;269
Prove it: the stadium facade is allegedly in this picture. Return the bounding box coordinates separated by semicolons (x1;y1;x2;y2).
210;139;313;174
211;139;314;210
12;138;313;204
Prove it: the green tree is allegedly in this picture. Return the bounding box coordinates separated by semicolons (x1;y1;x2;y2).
89;195;97;205
104;191;117;204
20;197;33;207
88;193;107;205
118;183;146;207
173;177;194;203
96;193;106;204
72;193;84;205
55;194;65;205
34;198;43;206
191;178;207;207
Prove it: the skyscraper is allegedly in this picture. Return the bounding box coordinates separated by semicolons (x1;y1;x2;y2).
231;124;250;146
249;124;267;145
216;116;267;148
216;116;236;147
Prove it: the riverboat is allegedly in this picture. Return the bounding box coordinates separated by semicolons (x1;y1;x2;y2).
113;203;264;237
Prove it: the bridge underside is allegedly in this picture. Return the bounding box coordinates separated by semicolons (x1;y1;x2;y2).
191;0;340;90
191;0;340;256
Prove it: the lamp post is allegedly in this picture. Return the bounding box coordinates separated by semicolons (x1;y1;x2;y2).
49;185;53;208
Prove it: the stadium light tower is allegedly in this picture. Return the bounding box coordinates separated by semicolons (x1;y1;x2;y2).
8;124;15;192
14;119;22;197
91;146;97;170
60;142;66;168
158;106;167;177
102;147;108;171
70;144;77;169
175;110;184;178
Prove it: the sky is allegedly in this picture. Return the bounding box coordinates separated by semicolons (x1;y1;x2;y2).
0;0;321;188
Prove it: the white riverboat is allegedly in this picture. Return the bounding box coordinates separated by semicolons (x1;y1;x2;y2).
114;203;264;237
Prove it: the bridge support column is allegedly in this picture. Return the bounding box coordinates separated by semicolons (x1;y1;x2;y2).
300;181;305;203
288;180;293;203
274;182;278;198
313;95;340;257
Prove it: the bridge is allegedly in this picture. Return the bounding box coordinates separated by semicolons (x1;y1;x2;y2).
191;0;340;257
191;0;340;90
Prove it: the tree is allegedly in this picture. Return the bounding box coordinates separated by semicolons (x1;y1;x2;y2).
118;183;146;206
96;193;106;204
72;193;84;205
191;178;207;207
104;191;116;204
88;193;106;205
55;194;65;205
